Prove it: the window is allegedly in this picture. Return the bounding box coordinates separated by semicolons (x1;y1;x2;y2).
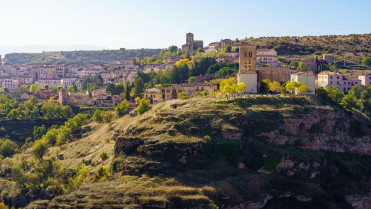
337;82;339;84
337;76;339;79
330;81;332;84
330;76;333;79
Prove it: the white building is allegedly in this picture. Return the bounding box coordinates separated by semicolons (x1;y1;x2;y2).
36;78;62;87
2;79;19;91
290;71;316;94
61;77;82;89
358;73;371;86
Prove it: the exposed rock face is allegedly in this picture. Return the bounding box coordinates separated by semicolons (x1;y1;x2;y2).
257;109;371;155
346;193;371;209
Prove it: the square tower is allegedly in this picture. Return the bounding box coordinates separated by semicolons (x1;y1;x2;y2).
239;45;256;73
237;44;257;93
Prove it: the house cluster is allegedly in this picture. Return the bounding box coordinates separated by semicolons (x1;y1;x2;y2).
235;44;370;95
317;71;370;93
0;57;138;92
59;88;122;106
144;82;218;104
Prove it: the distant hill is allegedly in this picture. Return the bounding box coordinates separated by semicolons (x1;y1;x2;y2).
240;33;371;65
0;44;108;56
4;48;163;65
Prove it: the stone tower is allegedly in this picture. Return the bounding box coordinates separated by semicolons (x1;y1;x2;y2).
59;88;67;105
0;55;2;66
237;44;258;93
186;33;194;52
239;45;257;73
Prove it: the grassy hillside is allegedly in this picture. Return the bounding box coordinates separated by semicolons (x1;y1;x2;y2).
1;96;370;208
241;34;371;66
4;48;162;65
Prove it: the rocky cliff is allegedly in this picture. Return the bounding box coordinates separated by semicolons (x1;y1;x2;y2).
24;96;371;208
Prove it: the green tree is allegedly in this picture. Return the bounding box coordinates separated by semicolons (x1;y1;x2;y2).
188;76;197;83
236;82;246;96
297;62;310;72
269;81;282;93
115;101;129;116
134;77;145;98
168;45;178;53
32;140;48;160
7;109;19;120
92;110;104;123
223;45;232;53
0;139;18;157
362;57;371;66
289;61;299;69
34;125;47;140
30;84;40;92
285;81;296;94
102;112;114;123
220;77;237;98
297;83;311;94
326;86;345;103
137;99;151;115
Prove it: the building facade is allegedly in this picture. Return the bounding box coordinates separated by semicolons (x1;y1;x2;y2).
290;71;316;94
318;71;361;93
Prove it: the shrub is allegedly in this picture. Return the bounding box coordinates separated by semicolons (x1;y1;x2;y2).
0;202;8;209
94;165;112;182
202;138;241;159
243;155;264;171
263;156;282;171
32;140;48;160
100;152;109;161
178;91;187;99
137;99;151;115
115;101;130;116
0;139;18;158
102;111;114;123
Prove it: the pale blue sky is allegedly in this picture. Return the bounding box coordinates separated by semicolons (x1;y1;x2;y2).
0;0;370;49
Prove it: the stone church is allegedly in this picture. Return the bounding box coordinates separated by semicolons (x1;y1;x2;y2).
182;33;203;53
237;44;290;93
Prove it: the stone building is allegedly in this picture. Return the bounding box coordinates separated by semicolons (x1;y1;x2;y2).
163;83;217;100
304;58;318;73
59;88;92;106
182;33;203;53
144;87;163;104
237;44;291;93
256;67;291;88
237;44;258;93
323;54;335;65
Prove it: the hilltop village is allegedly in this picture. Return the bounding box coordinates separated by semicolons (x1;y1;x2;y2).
0;33;369;109
0;33;370;209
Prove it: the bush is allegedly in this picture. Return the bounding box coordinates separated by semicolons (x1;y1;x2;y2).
178;91;187;99
115;101;129;116
137;99;151;115
94;165;112;182
32;140;48;160
243;155;264;171
0;139;18;158
202;138;241;159
263;156;282;171
100;152;109;161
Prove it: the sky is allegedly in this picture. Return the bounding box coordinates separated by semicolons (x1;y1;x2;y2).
0;0;370;51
